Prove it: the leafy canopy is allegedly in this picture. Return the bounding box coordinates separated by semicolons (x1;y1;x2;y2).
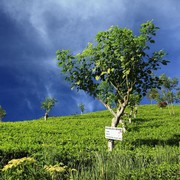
79;103;85;114
41;97;57;114
147;88;159;103
159;74;179;104
56;20;169;117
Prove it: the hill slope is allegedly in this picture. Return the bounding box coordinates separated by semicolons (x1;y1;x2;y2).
0;105;179;179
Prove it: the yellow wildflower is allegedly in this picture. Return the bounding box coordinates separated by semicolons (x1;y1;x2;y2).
44;164;66;173
2;157;36;171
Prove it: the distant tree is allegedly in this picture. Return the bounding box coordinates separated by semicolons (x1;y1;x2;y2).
147;75;180;114
147;88;159;104
41;97;57;120
158;74;179;115
128;94;142;123
0;106;6;122
175;88;180;103
56;20;169;151
79;103;85;115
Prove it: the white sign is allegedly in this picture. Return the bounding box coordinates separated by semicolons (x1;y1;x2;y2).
105;126;123;140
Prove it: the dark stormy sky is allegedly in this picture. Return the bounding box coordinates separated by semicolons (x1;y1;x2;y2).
0;0;180;121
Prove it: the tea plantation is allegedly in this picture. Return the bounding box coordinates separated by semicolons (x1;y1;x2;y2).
0;105;179;179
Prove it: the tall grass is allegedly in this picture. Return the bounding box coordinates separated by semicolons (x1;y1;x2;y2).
74;146;179;179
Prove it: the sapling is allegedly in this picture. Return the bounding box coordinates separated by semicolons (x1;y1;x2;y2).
41;97;57;120
79;103;85;115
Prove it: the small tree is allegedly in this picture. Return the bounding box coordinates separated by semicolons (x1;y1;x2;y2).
158;74;179;115
148;75;180;114
79;103;85;115
175;88;180;103
128;94;142;123
0;105;6;122
41;97;57;120
56;20;169;150
147;88;159;104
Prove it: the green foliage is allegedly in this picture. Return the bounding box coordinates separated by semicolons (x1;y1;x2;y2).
1;157;39;179
176;89;180;103
1;157;76;179
76;149;179;180
79;103;85;114
56;20;169;128
128;94;142;108
0;105;179;179
148;74;180;115
159;74;179;104
0;105;6;122
44;163;77;179
128;94;142;122
41;97;57;114
147;88;159;104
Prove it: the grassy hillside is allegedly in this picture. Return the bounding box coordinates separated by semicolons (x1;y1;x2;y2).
0;105;179;179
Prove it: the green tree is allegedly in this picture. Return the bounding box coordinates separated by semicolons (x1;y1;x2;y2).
147;88;159;104
41;97;57;120
128;94;142;123
158;74;179;115
0;105;6;122
79;103;85;115
56;20;169;150
175;88;180;103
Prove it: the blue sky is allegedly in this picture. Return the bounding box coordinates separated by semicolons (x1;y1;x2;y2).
0;0;180;121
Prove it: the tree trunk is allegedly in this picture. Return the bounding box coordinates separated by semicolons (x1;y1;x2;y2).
44;112;48;120
108;139;114;151
129;109;133;123
108;106;126;151
134;106;138;118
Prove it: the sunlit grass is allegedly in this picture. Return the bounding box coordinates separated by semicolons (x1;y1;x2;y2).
0;105;179;179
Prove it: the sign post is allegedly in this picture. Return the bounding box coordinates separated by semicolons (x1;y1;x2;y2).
105;127;123;151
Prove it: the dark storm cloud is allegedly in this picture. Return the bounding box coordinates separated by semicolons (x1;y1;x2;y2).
0;0;180;121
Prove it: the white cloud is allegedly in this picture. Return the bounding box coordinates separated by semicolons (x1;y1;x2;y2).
24;98;33;110
1;0;179;39
44;84;55;99
0;0;127;46
73;90;104;113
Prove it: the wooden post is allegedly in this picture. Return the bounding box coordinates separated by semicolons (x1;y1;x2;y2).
105;126;123;151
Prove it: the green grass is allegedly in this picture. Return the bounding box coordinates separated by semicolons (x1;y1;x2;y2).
0;105;179;179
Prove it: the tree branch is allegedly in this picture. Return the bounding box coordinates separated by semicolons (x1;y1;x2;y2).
97;97;117;117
